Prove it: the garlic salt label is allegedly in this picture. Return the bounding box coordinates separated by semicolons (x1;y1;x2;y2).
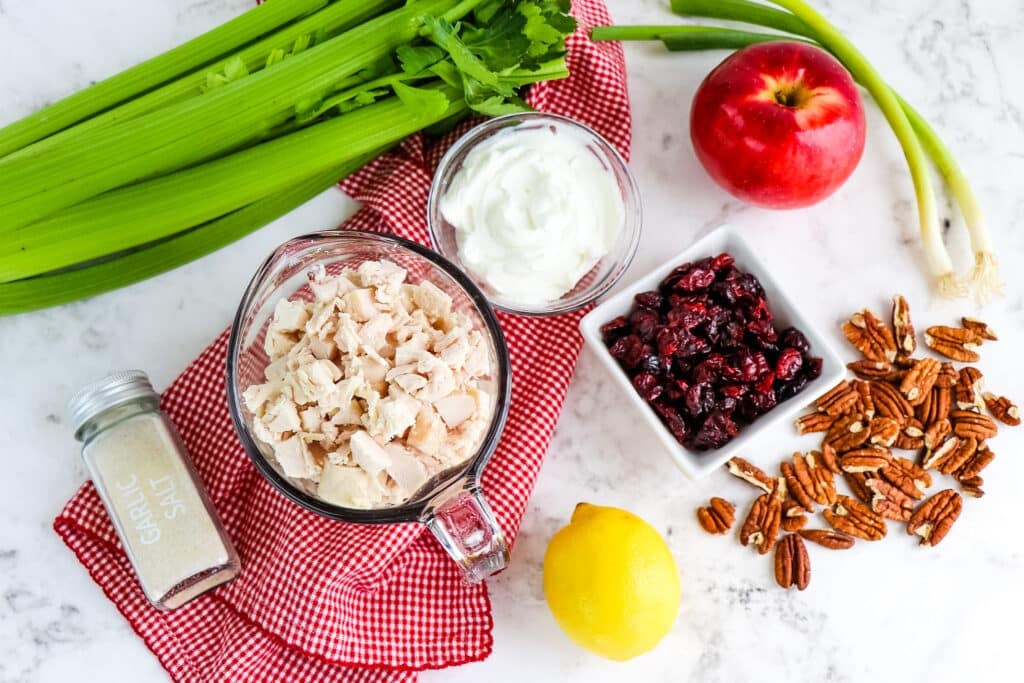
116;475;162;545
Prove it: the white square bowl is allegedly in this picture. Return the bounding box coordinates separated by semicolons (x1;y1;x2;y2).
579;225;846;479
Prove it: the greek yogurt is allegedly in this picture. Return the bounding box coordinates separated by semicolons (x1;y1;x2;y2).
439;121;625;305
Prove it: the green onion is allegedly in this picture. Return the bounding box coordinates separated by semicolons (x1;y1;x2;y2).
0;0;329;159
0;151;384;316
3;0;402;164
0;86;465;282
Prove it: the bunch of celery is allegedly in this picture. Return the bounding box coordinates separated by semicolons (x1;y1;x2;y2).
593;0;1001;302
0;0;576;315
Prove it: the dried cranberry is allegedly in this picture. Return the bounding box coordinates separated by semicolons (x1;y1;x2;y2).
667;301;708;329
656;327;679;357
685;382;716;418
691;410;739;450
719;384;748;399
777;375;810;401
629;309;660;342
600;315;630;342
802;356;823;380
710;252;735;272
654;403;690;443
718;321;746;348
779;327;811;355
672;267;715;293
741;389;778;420
746;318;777;344
639;353;664;375
723;350;769;383
609;334;643;369
632;373;663;402
717;396;739;413
775;348;803;381
675;333;709;359
634;291;664;311
692;354;726;384
666;378;690;401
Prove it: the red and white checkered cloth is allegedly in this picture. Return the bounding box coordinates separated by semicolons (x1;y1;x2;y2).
54;2;629;680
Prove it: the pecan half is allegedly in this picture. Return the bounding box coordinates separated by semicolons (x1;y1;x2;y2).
843;471;874;505
774;533;811;591
782;451;837;508
726;457;775;493
958;475;985;498
865;477;915;522
799;528;855;550
840;447;893;473
853;380;875;419
740;492;782;555
900;358;941;406
923;418;952;451
819;444;842;475
879;456;931;501
843;310;898;362
907;489;962;547
847;360;898;381
956;443;995;481
935;362;959;389
893;419;925;450
868;416;901;448
937;437;978;476
870;381;914;423
917;386;952;425
892;295;916;355
816;380;859;416
983;392;1020;426
795;411;836;435
925;326;981;362
824;495;887;541
697;497;736;535
922;435;960;471
781;500;809;532
955;367;984;411
951;410;998;440
824;413;870;452
961;316;997;341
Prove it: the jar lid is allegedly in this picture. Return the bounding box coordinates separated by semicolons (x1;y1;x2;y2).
68;370;159;439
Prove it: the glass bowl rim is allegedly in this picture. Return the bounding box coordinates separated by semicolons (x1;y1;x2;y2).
226;229;512;524
426;111;642;317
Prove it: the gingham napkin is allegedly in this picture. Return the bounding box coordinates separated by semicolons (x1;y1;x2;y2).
54;2;629;680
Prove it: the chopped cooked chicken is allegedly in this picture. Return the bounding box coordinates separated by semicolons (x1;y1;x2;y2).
243;259;493;510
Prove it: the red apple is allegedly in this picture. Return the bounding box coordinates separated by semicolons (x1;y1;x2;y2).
689;41;866;209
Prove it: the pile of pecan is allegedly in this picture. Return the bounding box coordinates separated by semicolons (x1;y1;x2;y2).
696;295;1018;590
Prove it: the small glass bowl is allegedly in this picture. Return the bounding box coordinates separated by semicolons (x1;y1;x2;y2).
427;112;642;317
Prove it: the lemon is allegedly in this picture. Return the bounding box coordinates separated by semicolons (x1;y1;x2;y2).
542;503;681;661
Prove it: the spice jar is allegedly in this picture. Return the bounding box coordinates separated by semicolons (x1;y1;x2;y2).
68;370;240;610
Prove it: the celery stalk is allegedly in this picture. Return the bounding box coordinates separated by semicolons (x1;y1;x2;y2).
4;0;401;165
591;25;800;51
0;0;462;232
0;0;329;159
0;152;384;317
0;86;466;282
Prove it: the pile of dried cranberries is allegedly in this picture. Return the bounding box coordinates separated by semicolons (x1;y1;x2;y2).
601;252;823;450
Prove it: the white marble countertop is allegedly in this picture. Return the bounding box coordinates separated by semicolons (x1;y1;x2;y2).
2;0;1023;681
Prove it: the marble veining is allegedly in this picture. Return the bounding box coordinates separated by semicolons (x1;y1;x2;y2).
1;0;1022;681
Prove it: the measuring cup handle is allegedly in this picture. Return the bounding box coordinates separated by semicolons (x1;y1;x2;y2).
421;477;509;583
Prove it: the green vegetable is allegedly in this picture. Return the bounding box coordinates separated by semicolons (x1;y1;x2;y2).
1;0;401;163
0;152;385;316
0;0;576;314
593;0;1001;301
0;86;466;282
0;0;330;159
